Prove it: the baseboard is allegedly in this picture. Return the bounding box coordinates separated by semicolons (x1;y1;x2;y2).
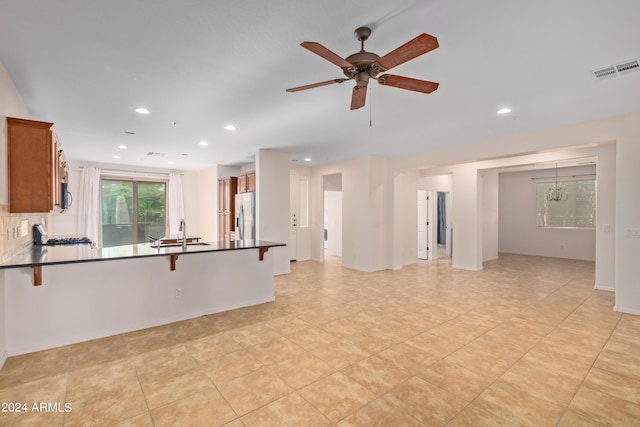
451;264;483;272
614;305;640;316
594;284;615;292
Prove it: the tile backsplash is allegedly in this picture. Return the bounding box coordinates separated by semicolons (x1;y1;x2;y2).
0;204;47;262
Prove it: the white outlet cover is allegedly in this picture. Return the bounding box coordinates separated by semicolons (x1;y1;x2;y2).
21;220;29;237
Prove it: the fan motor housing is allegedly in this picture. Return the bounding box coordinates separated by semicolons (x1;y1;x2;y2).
343;51;382;79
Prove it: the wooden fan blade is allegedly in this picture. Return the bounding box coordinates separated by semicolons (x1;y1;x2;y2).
378;74;439;94
350;85;367;110
374;33;439;71
286;78;348;92
301;42;355;69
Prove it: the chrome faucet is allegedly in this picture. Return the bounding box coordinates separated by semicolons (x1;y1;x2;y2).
179;219;186;251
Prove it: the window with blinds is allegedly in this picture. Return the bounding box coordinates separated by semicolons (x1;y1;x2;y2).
537;179;596;228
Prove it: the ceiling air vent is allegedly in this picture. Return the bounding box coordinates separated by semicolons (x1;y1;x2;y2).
593;58;639;80
146;152;167;157
616;59;639;75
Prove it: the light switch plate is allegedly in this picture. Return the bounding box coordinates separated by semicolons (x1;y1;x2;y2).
21;220;29;237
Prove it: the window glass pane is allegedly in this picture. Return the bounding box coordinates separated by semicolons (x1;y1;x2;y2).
138;182;166;243
102;180;133;247
537;180;596;228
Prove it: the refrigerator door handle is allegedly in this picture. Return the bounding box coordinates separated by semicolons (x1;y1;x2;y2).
239;204;245;240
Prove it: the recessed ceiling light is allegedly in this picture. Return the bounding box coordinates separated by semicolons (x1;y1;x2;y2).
198;141;209;146
304;158;312;162
112;155;121;159
168;161;176;165
224;124;236;131
497;108;512;115
117;145;127;150
135;107;150;114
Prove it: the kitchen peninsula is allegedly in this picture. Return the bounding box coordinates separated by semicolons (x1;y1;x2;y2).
0;240;284;355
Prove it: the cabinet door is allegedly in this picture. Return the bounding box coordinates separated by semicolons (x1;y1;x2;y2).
237;175;247;193
7;117;57;213
247;173;256;192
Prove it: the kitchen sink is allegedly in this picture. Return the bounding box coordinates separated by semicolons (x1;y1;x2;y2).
154;242;211;247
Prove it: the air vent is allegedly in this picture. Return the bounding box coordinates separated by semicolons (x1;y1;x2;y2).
616;60;639;75
593;66;616;80
593;58;639;80
146;152;167;157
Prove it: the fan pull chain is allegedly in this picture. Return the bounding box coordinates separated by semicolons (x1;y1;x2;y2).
369;84;373;127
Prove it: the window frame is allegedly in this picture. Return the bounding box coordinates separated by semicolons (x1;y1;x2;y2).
535;177;597;229
100;175;169;247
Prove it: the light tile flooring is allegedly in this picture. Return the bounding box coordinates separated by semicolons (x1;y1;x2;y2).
1;254;640;426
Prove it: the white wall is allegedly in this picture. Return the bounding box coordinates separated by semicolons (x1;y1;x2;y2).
482;170;499;262
499;165;597;261
256;149;290;275
196;165;218;241
325;191;342;257
0;61;32;369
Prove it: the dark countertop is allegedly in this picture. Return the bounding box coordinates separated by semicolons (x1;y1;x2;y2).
0;240;285;269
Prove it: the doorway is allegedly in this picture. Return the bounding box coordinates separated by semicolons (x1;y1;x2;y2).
417;190;432;260
322;173;342;261
437;191;452;258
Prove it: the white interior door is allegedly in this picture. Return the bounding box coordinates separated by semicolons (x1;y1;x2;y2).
325;190;342;257
417;190;429;259
289;173;298;261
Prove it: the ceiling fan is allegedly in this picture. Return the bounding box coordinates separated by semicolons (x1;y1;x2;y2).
286;26;439;110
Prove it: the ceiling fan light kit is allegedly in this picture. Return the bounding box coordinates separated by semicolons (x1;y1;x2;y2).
286;26;439;110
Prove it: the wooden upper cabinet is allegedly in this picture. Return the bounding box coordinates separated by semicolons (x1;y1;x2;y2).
237;172;255;193
7;117;62;213
246;172;256;192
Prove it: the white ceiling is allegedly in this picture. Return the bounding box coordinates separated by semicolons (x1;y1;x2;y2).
1;0;639;170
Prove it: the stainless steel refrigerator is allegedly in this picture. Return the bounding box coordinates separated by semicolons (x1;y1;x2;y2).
235;192;256;241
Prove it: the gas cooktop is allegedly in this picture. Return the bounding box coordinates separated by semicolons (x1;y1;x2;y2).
41;237;93;246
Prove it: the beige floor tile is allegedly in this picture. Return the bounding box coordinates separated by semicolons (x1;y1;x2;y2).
568;385;640;426
383;376;467;426
66;360;139;401
184;331;244;363
344;328;397;354
557;410;608;427
217;367;292;416
113;412;154;426
0;374;68;426
245;336;306;365
298;372;376;423
132;344;199;380
403;331;463;358
473;380;565;427
581;367;640;404
140;367;215;409
271;353;335;390
499;355;586;407
201;349;264;384
64;380;148;427
418;358;495;402
311;339;371;370
265;315;313;335
241;392;332;426
376;342;440;375
446;403;517;427
337;397;423;427
342;355;410;396
230;323;282;347
151;389;237;427
286;327;338;350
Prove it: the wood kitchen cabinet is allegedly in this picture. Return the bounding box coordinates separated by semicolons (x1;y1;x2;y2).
218;177;237;241
237;172;256;193
7;117;64;213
